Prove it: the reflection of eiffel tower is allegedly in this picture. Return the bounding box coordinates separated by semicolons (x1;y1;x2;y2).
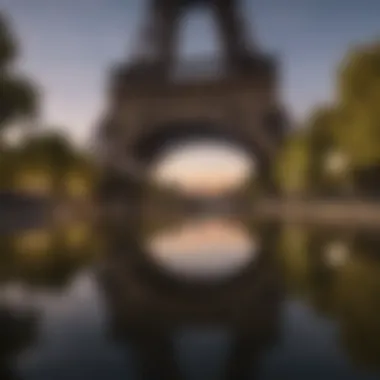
125;329;276;380
98;223;282;379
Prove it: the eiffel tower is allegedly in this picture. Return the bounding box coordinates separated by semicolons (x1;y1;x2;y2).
97;0;288;202
131;0;256;75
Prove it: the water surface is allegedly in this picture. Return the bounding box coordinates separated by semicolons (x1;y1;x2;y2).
0;217;379;380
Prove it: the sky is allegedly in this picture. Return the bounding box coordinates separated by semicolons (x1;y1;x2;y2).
2;0;380;189
150;141;254;193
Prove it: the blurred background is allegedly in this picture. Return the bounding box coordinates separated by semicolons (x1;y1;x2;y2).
1;1;380;379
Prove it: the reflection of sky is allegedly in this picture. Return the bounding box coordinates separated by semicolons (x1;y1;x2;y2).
18;272;133;380
11;272;379;380
147;218;256;279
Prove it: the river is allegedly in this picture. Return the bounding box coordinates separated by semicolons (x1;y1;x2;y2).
0;214;380;380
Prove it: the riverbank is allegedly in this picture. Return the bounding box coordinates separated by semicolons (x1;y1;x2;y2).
4;192;380;232
252;198;380;229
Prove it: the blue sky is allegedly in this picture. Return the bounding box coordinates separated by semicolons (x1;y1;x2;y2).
3;0;379;146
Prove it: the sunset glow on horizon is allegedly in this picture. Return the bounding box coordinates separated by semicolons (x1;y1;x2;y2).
150;141;255;194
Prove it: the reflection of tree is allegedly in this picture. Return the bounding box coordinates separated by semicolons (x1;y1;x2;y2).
334;253;380;371
0;305;38;380
12;249;84;289
276;225;312;297
279;225;380;371
305;233;352;318
0;237;14;283
0;223;96;290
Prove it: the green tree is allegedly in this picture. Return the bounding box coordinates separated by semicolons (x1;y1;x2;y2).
0;146;19;189
274;130;312;196
276;39;380;197
338;42;380;111
330;42;380;196
0;12;38;142
11;131;95;198
307;106;353;196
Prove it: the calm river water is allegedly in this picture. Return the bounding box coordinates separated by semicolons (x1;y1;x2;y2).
1;215;380;380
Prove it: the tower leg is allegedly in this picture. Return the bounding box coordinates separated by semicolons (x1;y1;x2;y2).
150;0;180;74
214;0;249;71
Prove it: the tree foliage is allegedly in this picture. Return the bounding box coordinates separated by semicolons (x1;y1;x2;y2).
0;12;16;69
338;43;380;109
274;131;312;196
0;75;38;125
0;12;38;134
275;40;380;196
18;132;75;170
0;131;95;199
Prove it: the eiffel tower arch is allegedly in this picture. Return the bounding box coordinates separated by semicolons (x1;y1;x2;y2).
96;0;289;202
